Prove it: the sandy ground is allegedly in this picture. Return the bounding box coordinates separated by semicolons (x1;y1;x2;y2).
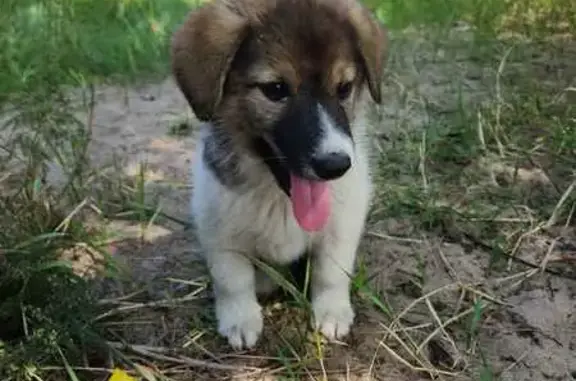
68;29;576;381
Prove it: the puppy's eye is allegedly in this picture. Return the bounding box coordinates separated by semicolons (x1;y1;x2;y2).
336;81;353;100
258;81;291;102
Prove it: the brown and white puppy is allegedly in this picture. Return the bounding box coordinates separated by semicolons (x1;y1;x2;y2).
171;0;387;350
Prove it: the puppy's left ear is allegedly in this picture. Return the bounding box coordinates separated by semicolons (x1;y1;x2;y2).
347;3;388;104
171;2;249;121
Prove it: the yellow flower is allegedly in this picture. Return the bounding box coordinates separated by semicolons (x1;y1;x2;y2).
109;368;137;381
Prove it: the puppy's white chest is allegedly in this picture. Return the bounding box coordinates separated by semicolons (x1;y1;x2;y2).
251;196;309;264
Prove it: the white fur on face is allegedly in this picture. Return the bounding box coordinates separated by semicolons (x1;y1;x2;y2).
314;103;355;163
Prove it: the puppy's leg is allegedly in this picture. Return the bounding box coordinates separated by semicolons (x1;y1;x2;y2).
311;212;365;340
208;250;263;349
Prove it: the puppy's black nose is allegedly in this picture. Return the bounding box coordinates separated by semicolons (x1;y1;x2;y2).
311;152;351;180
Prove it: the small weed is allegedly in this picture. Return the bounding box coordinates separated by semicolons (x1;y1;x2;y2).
168;118;195;138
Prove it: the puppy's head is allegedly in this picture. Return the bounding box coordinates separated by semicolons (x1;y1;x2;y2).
172;0;387;231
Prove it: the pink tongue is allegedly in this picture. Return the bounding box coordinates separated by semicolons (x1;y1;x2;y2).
289;174;331;232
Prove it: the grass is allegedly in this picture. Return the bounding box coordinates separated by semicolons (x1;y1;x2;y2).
373;38;576;259
0;0;197;98
0;0;575;380
0;0;196;379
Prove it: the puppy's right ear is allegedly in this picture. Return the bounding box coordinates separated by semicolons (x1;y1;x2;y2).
171;2;249;121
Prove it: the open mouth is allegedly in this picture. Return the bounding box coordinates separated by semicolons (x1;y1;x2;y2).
252;137;342;233
289;173;331;232
287;152;351;233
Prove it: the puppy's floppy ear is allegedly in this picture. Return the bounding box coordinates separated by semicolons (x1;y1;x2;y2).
346;2;388;104
171;2;249;121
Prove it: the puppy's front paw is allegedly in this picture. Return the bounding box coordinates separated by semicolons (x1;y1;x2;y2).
216;296;263;350
312;292;355;341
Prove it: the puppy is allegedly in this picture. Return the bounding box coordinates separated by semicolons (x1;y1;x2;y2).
171;0;387;350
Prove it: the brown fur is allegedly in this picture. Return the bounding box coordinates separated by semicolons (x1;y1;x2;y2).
171;0;388;133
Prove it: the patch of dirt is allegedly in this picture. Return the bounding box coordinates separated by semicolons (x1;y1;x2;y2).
58;29;576;381
362;223;576;381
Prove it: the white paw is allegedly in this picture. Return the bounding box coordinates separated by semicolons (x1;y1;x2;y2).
216;296;263;350
312;292;355;341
